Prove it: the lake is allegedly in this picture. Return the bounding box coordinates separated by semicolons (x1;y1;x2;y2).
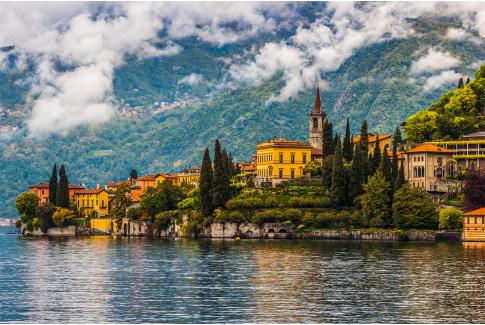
0;229;484;323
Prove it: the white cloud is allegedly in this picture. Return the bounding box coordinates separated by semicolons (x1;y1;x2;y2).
410;48;460;75
0;2;293;135
230;2;485;103
423;70;464;92
178;73;204;86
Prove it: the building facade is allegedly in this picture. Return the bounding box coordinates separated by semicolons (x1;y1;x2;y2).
463;208;485;241
309;87;326;150
351;134;392;155
74;188;110;217
255;139;312;186
28;182;85;204
404;144;455;193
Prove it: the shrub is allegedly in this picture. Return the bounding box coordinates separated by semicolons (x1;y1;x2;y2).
252;209;283;225
264;196;280;208
126;206;142;220
154;210;178;230
302;210;353;229
35;203;56;233
392;185;439;230
32;218;41;230
70;218;86;227
288;196;332;208
439;207;463;230
177;197;200;210
214;210;248;224
226;197;264;210
52;208;75;227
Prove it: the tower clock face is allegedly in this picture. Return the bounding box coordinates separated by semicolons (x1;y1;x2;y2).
313;118;318;128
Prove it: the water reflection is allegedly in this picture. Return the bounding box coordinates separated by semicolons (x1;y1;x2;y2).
0;235;484;323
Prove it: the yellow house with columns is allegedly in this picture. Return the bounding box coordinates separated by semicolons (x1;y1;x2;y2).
74;188;110;217
255;138;312;186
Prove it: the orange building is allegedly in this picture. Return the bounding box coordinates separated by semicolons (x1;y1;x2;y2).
463;208;485;241
28;182;85;204
352;134;392;155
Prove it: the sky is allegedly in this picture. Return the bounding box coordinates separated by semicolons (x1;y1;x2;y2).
0;1;484;135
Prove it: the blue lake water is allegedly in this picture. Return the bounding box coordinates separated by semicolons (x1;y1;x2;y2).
0;229;484;323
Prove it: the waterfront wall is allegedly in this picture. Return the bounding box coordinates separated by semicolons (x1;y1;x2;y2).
22;225;77;236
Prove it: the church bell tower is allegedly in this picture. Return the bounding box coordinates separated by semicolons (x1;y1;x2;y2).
309;86;325;150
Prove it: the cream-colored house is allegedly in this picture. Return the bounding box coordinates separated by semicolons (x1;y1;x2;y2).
404;144;455;193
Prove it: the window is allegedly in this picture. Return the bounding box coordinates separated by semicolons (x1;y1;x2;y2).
101;200;104;207
290;153;295;163
92;200;94;207
279;153;283;163
313;117;318;128
302;154;307;164
278;169;283;178
41;190;44;195
290;169;295;179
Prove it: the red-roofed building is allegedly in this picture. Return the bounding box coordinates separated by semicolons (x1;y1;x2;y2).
404;144;455;193
352;134;392;155
28;182;85;204
463;207;485;241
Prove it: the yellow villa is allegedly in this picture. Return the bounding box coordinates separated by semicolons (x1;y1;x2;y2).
352;134;392;155
255;138;312;186
74;188;110;217
177;166;201;186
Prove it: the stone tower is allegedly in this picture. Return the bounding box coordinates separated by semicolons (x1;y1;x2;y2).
309;86;325;150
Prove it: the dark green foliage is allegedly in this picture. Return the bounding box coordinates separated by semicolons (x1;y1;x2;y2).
48;164;57;205
370;135;381;175
112;183;132;228
466;77;470;85
331;138;347;206
140;181;183;221
361;171;391;228
212;139;227;209
392;185;438;230
343;117;352;162
462;166;485;212
321;155;334;190
199;148;213;216
16;192;39;219
56;165;69;208
360;120;369;156
379;145;392;184
130;169;138;179
348;143;365;202
439;207;463;230
394;160;405;191
35;203;56;233
391;128;401;182
221;149;231;203
458;77;464;89
322;120;335;156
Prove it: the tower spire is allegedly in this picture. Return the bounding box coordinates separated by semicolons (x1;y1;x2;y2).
314;86;321;113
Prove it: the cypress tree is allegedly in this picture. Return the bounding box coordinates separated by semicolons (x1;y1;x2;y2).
322;120;335;156
391;140;399;183
343;117;352;162
370;135;381;175
360;120;369;156
333;132;339;153
466;77;471;85
458;77;464;89
199;148;213;217
331;138;347;206
221;148;231;202
322;155;334;190
212;139;226;209
56;165;69;208
379;146;392;184
348;142;365;202
393;127;403;148
48;163;57;205
394;160;405;191
129;169;138;179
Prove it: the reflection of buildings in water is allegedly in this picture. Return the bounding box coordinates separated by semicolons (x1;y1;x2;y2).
463;241;485;259
25;236;112;322
249;242;320;322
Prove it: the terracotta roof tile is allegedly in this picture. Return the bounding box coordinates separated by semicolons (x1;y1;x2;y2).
352;134;391;144
464;208;485;216
406;144;454;154
75;188;107;195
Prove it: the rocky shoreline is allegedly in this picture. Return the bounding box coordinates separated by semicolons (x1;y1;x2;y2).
21;220;462;241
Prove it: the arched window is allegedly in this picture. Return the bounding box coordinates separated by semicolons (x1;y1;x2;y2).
313;117;318;128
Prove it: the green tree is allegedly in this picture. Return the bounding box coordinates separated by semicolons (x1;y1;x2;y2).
404;110;438;143
322;120;334;156
56;165;69;208
16;192;40;220
48;163;57;205
130;169;138;179
35;203;56;233
458;77;464;89
348;142;365;202
393;185;438;230
342;117;352;161
379;145;392;184
394;160;405;191
111;183;132;229
200;148;214;216
439;207;463;230
221;148;231;202
140;181;182;221
361;171;391;228
52;208;74;227
370;135;381;175
466;77;471;85
463;166;485;212
212;139;227;209
360;120;369;156
331;138;347;206
321;155;334;190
